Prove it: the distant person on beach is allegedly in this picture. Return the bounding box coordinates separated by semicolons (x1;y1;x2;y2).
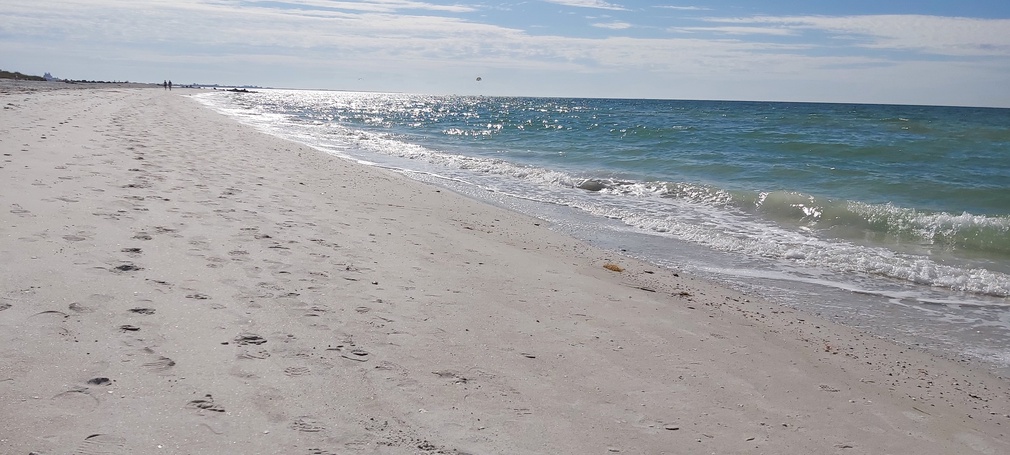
163;80;167;90
168;80;172;91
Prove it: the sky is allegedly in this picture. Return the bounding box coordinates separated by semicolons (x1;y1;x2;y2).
2;1;1010;107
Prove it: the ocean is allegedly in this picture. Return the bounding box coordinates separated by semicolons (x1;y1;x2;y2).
191;90;1010;375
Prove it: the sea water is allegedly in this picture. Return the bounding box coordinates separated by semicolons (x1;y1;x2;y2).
192;90;1010;375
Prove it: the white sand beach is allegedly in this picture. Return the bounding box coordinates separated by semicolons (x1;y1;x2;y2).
1;83;1008;454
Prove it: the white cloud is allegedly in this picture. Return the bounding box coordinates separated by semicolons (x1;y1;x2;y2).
5;3;1007;72
705;15;1010;57
246;0;479;13
655;5;709;11
673;26;795;36
542;0;627;11
592;21;632;30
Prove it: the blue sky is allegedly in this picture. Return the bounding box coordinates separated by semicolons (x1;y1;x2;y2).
2;1;1010;106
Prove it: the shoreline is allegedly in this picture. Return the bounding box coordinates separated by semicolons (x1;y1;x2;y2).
191;87;1010;380
1;85;1008;454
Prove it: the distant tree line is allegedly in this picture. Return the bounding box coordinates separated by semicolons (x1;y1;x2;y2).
0;69;45;81
0;69;133;84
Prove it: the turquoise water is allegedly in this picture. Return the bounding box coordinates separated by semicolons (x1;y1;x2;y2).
194;90;1010;373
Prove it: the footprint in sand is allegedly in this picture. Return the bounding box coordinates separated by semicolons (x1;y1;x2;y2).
432;370;470;385
132;348;176;372
10;203;33;217
291;417;326;433
238;348;271;360
69;302;94;313
110;263;143;273
204;257;227;268
234;332;267;345
153;226;177;235
328;346;370;363
52;387;100;413
373;361;409;377
219;188;242;198
25;310;77;341
281;348;313;360
71;433;128;455
303;306;327;317
308;449;340;455
87;377;112;386
142;355;176;372
283;366;311;377
27;310;68;320
187;394;225;413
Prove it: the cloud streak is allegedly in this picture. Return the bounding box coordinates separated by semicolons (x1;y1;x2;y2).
542;0;628;11
702;15;1010;57
673;26;795;36
655;5;709;11
592;21;633;30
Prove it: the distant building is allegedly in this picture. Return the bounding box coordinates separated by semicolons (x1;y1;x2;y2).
43;72;55;81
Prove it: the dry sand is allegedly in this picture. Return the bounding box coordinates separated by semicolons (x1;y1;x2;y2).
1;82;1008;454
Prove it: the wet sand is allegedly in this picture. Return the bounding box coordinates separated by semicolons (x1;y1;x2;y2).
1;82;1008;454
